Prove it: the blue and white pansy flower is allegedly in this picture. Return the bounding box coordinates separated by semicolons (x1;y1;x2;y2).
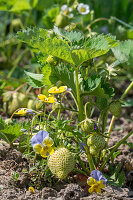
31;130;54;158
90;170;107;184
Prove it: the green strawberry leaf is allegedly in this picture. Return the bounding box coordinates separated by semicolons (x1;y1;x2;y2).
10;0;31;13
0;123;23;145
112;40;133;65
24;71;44;88
41;64;58;87
83;76;114;99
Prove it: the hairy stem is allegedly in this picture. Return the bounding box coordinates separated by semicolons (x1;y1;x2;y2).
120;81;133;100
75;68;83;122
85;147;96;172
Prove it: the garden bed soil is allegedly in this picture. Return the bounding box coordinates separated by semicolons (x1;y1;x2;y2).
0;108;133;200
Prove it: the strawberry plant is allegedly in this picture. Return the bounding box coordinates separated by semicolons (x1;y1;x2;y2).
6;26;131;193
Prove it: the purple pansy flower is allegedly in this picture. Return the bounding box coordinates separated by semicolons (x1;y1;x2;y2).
31;130;54;158
89;170;107;184
26;109;35;115
31;130;49;147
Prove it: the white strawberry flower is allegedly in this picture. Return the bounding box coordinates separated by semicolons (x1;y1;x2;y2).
77;3;90;15
61;4;74;18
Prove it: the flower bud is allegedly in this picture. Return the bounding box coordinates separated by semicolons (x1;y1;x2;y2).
81;118;94;134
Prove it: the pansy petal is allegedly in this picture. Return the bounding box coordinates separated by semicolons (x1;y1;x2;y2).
95;187;101;193
47;147;54;155
15;108;27;116
87;177;96;186
47;96;57;103
100;177;107;184
31;130;49;146
33;144;42;154
38;94;47;101
26;109;35;115
98;181;105;188
43;137;54;147
91;170;101;181
48;87;58;93
40;148;47;158
59;86;67;93
88;185;95;194
91;170;107;184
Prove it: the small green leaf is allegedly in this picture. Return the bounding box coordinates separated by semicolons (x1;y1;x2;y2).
112;151;120;162
12;171;19;181
84;75;101;92
25;71;44;88
54;63;77;99
117;171;125;187
0;131;9;143
0;123;23;144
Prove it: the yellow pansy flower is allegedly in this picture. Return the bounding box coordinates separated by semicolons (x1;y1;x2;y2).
48;86;67;94
38;94;56;103
14;108;35;116
87;177;105;194
31;130;54;158
29;187;35;194
14;108;27;116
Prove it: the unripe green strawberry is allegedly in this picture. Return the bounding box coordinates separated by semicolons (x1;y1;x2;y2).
109;100;121;118
87;133;106;151
89;146;98;156
55;14;69;28
18;93;28;108
48;148;75;179
2;92;12;102
8;92;20;114
36;100;43;110
27;99;36;110
46;55;57;66
11;18;22;28
81;118;94;134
